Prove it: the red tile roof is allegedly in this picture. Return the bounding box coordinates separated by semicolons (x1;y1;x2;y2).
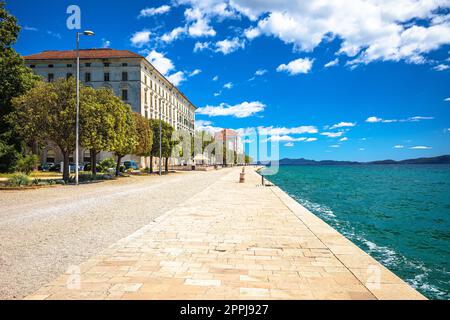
24;48;143;60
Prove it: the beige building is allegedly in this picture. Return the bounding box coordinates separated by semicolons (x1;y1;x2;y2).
24;48;196;168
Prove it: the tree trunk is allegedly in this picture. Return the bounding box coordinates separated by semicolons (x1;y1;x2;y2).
150;155;153;173
165;157;169;173
62;151;70;182
32;140;39;171
115;155;122;177
90;149;97;176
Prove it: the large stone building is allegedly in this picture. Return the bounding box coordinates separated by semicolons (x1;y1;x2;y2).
24;48;196;167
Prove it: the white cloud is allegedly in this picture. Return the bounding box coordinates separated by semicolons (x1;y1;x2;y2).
194;120;223;133
101;39;111;48
268;135;306;142
306;137;317;142
196;101;266;118
330;145;340;148
212;75;219;81
284;142;294;147
167;71;186;86
223;82;233;89
145;50;174;75
394;145;404;149
244;27;261;40
359;148;365;151
434;64;450;71
324;58;339;68
255;69;268;76
234;1;450;65
188;18;216;37
330;121;356;129
258;126;318;135
445;97;450;101
215;37;245;54
139;5;171;17
321;131;344;138
189;69;202;77
277;58;313;75
213;92;221;97
23;26;38;31
160;27;186;43
410;146;432;149
340;137;348;142
193;41;211;52
366;115;434;123
131;30;151;48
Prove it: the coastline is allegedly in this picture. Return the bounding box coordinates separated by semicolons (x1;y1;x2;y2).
25;167;425;300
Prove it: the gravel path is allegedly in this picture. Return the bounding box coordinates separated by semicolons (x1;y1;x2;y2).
0;169;230;299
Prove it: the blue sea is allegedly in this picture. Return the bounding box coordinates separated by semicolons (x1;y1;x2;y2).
263;165;450;300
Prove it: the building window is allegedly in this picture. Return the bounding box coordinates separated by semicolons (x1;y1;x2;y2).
85;63;91;67
144;76;147;85
122;89;128;101
145;91;148;104
85;72;91;82
67;64;72;68
122;72;128;81
145;109;148;119
104;62;110;67
48;64;54;68
30;65;35;68
122;63;128;67
66;73;73;80
104;73;110;82
48;73;54;82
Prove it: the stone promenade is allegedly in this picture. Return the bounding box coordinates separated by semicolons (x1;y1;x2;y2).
26;167;425;300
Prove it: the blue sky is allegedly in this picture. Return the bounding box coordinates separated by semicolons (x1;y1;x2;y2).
7;0;450;161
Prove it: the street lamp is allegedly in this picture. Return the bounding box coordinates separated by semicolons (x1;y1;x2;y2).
159;98;163;176
75;30;94;185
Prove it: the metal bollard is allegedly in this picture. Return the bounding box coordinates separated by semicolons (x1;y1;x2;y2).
261;174;265;186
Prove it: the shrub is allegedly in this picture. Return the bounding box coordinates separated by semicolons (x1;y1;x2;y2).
7;173;31;187
16;154;39;175
0;140;21;173
99;158;116;172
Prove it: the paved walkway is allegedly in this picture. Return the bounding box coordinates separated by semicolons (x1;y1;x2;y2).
26;167;425;300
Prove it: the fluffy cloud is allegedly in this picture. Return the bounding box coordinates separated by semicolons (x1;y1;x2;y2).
258;126;318;135
223;82;233;89
330;122;356;129
340;137;348;142
193;41;211;52
255;69;268;76
284;142;294;147
196;101;266;118
434;64;450;71
306;137;317;142
212;75;219;81
101;39;111;48
160;27;186;43
167;71;186;86
321;131;344;138
194;120;223;133
189;69;202;77
268;135;306;142
393;145;405;149
277;58;313;75
228;0;450;65
445;98;450;102
410;146;432;149
139;5;171;17
146;50;174;75
366;115;434;123
324;58;339;68
130;30;151;47
215;38;245;54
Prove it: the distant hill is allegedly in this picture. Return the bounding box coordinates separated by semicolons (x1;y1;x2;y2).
273;155;450;166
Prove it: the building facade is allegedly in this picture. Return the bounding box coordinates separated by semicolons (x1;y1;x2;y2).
24;48;196;168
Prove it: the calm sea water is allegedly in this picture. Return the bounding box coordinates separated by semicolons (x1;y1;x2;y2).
263;165;450;300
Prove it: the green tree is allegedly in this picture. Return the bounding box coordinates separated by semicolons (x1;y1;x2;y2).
0;2;39;172
149;119;177;173
80;87;116;175
10;79;77;181
109;101;137;176
133;112;153;159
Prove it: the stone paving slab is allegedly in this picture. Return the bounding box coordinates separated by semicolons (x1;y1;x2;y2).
25;167;426;300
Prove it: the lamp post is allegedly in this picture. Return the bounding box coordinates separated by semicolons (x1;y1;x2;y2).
75;30;94;185
159;98;163;176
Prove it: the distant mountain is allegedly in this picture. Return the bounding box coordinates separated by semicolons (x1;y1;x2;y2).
273;155;450;166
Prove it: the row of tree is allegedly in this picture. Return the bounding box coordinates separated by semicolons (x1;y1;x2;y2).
8;78;180;181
